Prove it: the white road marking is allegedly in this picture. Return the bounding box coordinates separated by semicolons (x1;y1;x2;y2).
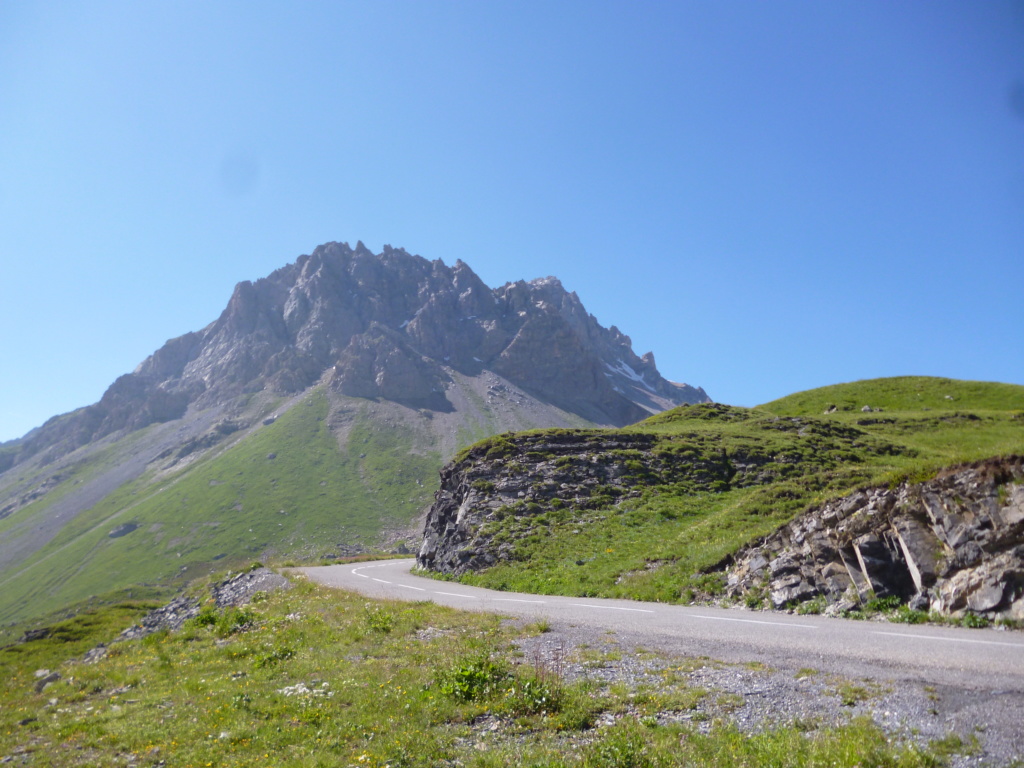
372;578;391;584
493;598;547;604
433;591;476;598
570;603;655;614
689;614;817;629
399;585;427;592
873;631;1024;648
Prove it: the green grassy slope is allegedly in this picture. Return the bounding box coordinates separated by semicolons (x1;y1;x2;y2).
760;376;1024;415
456;377;1024;602
0;371;600;638
0;576;966;767
0;389;439;630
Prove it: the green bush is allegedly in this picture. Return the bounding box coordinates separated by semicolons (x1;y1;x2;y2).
796;595;827;615
436;653;510;702
255;645;295;667
583;720;652;768
503;673;562;716
363;604;395;634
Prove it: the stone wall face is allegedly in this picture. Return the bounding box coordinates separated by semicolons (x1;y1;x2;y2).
725;456;1024;619
415;413;870;576
418;431;672;575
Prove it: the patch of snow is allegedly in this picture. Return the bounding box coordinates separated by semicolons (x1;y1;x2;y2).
473;357;483;362
603;360;657;394
399;319;411;329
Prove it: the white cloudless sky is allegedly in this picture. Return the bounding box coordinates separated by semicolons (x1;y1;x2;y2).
2;1;1023;441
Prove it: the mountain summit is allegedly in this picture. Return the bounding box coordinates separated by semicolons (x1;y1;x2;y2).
0;242;706;624
9;242;707;469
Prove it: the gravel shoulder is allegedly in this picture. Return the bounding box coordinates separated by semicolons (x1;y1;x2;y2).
301;561;1024;766
507;618;1023;767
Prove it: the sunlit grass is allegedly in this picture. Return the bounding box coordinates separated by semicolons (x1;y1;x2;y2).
0;388;440;628
454;377;1024;603
0;575;966;767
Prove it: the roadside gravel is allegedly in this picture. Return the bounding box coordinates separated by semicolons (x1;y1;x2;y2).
508;619;1023;767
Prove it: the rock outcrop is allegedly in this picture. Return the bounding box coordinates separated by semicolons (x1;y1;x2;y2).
6;242;707;469
725;456;1024;619
417;409;906;575
82;567;291;661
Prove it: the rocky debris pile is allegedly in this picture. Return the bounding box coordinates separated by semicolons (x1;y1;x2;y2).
726;456;1024;618
209;566;291;608
84;567;290;660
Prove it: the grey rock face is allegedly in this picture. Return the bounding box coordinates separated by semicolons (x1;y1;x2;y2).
418;431;670;575
6;242;707;469
415;412;877;576
726;456;1024;619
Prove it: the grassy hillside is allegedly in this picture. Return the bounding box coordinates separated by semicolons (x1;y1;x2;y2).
0;371;595;638
454;377;1024;602
0;389;439;632
0;574;967;767
760;376;1024;415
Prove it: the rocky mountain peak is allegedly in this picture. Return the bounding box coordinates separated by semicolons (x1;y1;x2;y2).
5;242;708;469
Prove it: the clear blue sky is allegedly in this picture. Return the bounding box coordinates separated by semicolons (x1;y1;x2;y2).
2;1;1023;442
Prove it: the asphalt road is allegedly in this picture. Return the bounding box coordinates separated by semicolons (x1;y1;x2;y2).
298;558;1024;694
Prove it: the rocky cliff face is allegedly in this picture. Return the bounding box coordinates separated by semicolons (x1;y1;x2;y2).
725;456;1024;620
418;411;1024;620
417;410;901;575
6;242;707;469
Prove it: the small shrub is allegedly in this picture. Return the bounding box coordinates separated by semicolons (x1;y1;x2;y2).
363;604;395;634
583;720;652;768
187;606;219;629
796;595;827;615
957;611;991;629
436;653;510;702
745;591;766;609
256;645;295;668
863;595;902;613
836;681;873;707
216;607;258;636
483;437;516;460
891;606;928;624
504;673;562;716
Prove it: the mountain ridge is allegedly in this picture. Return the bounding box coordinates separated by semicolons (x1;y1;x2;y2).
2;241;706;473
0;241;706;629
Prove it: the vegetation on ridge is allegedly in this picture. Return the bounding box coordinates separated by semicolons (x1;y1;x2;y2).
447;377;1024;605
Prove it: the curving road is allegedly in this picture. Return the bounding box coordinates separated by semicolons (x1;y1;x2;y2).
298;558;1024;693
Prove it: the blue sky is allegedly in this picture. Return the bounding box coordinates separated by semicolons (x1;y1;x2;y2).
2;1;1023;442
